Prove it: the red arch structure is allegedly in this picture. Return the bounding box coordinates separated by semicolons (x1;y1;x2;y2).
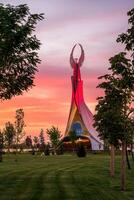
64;44;103;150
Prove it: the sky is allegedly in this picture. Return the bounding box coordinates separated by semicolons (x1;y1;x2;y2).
0;0;134;139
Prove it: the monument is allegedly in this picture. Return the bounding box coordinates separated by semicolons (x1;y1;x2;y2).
64;44;102;150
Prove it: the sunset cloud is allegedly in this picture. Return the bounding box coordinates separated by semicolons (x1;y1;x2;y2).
0;0;133;136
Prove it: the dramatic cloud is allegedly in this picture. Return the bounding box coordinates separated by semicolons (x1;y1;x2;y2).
0;0;133;135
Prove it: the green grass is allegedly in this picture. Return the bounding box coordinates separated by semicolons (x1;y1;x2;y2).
0;153;134;200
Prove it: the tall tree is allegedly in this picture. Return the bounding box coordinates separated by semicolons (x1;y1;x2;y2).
46;126;62;153
115;8;134;191
3;121;15;153
94;89;120;177
14;109;25;151
0;4;44;100
94;8;134;191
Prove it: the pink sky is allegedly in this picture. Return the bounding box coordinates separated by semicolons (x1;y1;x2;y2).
0;0;133;138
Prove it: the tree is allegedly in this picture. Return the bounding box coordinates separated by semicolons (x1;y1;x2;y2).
94;8;134;191
39;129;45;152
117;8;134;53
0;4;44;100
3;121;15;153
33;136;39;151
113;8;134;191
25;135;32;149
94;88;122;177
14;109;25;152
46;126;62;154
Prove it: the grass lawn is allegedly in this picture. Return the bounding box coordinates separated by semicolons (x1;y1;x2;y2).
0;153;134;200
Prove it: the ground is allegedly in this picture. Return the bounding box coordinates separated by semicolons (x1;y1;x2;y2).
0;153;134;200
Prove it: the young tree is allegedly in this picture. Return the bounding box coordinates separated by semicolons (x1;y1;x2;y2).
94;85;123;177
114;8;134;191
46;126;62;154
0;4;44;100
14;109;25;152
33;136;39;151
25;136;32;149
3;121;15;153
94;8;134;191
39;129;45;152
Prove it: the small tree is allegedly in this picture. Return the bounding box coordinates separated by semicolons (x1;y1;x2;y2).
14;109;25;152
94;88;122;177
33;136;39;151
46;126;62;154
0;4;44;100
3;121;15;153
39;129;45;152
25;136;32;149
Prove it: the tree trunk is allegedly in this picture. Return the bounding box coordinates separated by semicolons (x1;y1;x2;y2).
131;151;134;162
121;140;126;191
126;148;131;169
8;145;10;154
131;141;134;162
0;150;3;162
110;144;115;177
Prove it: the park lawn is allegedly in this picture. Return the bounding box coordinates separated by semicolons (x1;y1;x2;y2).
0;153;134;200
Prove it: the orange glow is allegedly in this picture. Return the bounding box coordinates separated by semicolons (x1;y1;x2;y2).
0;72;101;137
0;0;131;138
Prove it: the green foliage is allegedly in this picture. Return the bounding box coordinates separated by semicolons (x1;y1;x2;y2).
46;126;61;148
0;4;44;99
25;136;32;148
3;121;15;150
39;129;45;146
117;8;134;52
94;8;134;146
39;129;45;152
33;136;39;144
69;130;77;144
14;109;25;145
33;136;39;149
